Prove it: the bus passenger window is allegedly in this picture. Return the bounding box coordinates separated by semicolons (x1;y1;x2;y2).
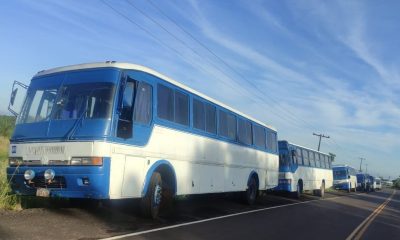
302;149;310;166
296;148;303;165
309;152;315;167
253;125;266;149
205;103;216;134
174;91;189;126
238;119;252;145
157;84;174;121
193;99;205;130
267;131;277;152
219;110;237;140
133;82;152;124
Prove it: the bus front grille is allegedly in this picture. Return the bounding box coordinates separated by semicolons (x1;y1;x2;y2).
26;176;67;189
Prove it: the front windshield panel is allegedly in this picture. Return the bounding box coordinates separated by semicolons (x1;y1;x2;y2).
333;169;347;179
53;83;115;120
18;88;57;124
18;82;115;123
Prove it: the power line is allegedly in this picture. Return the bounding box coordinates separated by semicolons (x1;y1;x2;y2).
102;0;362;161
105;0;312;131
145;0;318;130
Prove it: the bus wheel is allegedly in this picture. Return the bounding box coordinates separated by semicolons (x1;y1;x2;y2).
318;182;325;198
141;172;162;219
244;177;257;205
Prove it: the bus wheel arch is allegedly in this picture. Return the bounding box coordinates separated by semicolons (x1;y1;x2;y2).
141;160;177;218
244;171;259;205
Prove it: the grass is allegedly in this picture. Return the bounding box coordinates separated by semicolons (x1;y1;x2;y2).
0;136;19;210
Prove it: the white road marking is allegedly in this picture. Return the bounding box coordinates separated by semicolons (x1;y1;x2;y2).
102;193;363;240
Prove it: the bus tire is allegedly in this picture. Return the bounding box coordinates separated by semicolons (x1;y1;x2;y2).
318;181;325;198
244;176;257;205
141;172;162;219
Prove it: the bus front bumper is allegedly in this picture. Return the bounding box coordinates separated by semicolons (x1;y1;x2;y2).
6;158;110;199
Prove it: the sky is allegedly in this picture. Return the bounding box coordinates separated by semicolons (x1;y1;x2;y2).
0;0;399;179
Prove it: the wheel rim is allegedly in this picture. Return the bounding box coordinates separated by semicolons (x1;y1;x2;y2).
154;184;162;206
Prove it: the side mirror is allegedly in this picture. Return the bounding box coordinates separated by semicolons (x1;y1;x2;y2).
348;175;351;179
8;81;28;116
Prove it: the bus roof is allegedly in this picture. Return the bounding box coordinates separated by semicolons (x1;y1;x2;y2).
279;140;330;156
33;61;276;131
332;164;356;169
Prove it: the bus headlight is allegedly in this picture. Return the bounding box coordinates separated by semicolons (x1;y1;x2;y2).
70;157;103;166
24;169;35;180
44;169;55;180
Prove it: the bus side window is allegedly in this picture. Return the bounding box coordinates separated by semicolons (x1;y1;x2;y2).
157;84;174;121
302;149;309;166
317;154;321;168
117;80;135;139
174;90;189;126
133;82;152;125
205;103;216;134
296;148;303;165
253;124;266;149
193;99;205;131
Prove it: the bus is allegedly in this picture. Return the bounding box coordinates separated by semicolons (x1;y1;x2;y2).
275;140;333;198
356;173;371;192
368;176;376;191
332;165;357;193
375;178;382;190
6;62;279;218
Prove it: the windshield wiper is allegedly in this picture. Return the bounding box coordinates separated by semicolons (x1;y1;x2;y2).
64;99;89;140
63;86;108;140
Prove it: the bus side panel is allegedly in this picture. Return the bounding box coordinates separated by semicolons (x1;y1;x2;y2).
121;156;147;197
109;154;126;199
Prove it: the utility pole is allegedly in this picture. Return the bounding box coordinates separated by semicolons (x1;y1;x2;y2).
313;133;330;151
365;164;368;173
359;157;365;172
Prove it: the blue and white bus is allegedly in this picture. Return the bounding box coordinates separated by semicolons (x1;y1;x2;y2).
332;165;357;193
375;178;382;190
6;62;279;218
275;141;333;198
356;173;371;192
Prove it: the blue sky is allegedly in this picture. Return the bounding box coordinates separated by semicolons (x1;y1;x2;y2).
1;0;399;179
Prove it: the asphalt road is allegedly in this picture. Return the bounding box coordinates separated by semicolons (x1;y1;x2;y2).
0;189;398;240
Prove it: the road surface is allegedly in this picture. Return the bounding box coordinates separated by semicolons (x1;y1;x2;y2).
0;189;398;240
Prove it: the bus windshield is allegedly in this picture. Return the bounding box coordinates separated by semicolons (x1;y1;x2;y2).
18;82;115;124
333;169;347;180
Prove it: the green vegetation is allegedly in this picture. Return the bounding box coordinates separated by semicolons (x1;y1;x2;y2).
0;116;18;209
0;115;16;138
